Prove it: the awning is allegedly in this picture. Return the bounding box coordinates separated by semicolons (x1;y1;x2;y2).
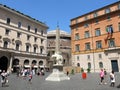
24;65;30;68
33;65;38;68
13;65;20;67
39;65;44;68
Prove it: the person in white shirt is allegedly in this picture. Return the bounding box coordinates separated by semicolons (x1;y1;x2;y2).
1;70;8;87
110;70;115;87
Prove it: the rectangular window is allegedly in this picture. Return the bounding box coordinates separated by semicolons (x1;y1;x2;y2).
107;16;111;20
93;12;98;18
41;39;43;44
27;35;30;40
7;18;10;24
85;31;90;38
118;3;120;9
98;54;102;59
75;33;80;40
119;23;120;31
75;44;80;52
106;25;114;33
75;25;78;30
26;45;29;52
41;30;43;35
108;39;115;48
34;37;37;42
28;25;30;31
4;41;8;48
34;47;37;53
119;14;120;18
84;16;88;20
77;56;79;61
75;19;78;24
35;28;37;33
105;8;111;14
85;43;90;50
95;19;99;24
84;23;89;27
96;41;102;49
17;32;21;38
40;48;43;54
18;22;21;28
87;55;90;60
95;29;101;36
16;43;20;51
5;29;10;35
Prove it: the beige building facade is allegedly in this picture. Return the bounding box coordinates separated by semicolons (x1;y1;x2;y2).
0;4;48;72
70;1;120;72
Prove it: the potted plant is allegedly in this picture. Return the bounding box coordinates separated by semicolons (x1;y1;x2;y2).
81;68;84;73
71;69;74;75
87;68;91;73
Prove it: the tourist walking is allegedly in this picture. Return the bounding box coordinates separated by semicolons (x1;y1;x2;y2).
1;70;8;87
99;69;105;85
104;69;107;84
28;74;32;83
28;70;33;84
66;70;69;76
110;70;115;87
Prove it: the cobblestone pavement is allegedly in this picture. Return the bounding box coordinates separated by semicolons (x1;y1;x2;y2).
0;72;120;90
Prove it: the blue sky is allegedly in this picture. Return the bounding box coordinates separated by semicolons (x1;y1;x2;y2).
0;0;118;33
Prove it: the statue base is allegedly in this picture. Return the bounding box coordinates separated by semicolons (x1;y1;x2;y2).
45;65;70;81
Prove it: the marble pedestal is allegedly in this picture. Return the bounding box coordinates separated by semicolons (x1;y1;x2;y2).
45;65;70;81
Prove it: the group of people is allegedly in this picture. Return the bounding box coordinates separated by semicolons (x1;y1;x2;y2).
99;69;116;87
16;68;45;83
16;68;35;84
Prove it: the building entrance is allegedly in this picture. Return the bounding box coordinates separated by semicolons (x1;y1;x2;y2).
12;59;20;72
111;60;119;72
0;56;8;71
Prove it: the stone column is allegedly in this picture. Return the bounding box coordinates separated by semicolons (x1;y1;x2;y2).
9;53;13;72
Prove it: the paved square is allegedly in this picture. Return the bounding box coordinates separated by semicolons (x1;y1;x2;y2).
0;72;120;90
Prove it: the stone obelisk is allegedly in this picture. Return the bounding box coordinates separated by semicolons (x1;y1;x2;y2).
45;25;70;81
56;25;60;54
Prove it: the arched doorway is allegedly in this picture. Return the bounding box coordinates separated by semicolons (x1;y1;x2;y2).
32;60;37;65
0;56;8;71
12;59;19;72
39;61;44;70
24;59;30;69
32;60;37;73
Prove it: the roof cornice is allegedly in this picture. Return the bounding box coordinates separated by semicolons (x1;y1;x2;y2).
0;4;49;29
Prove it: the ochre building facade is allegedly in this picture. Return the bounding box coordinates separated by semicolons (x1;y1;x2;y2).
70;1;120;72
